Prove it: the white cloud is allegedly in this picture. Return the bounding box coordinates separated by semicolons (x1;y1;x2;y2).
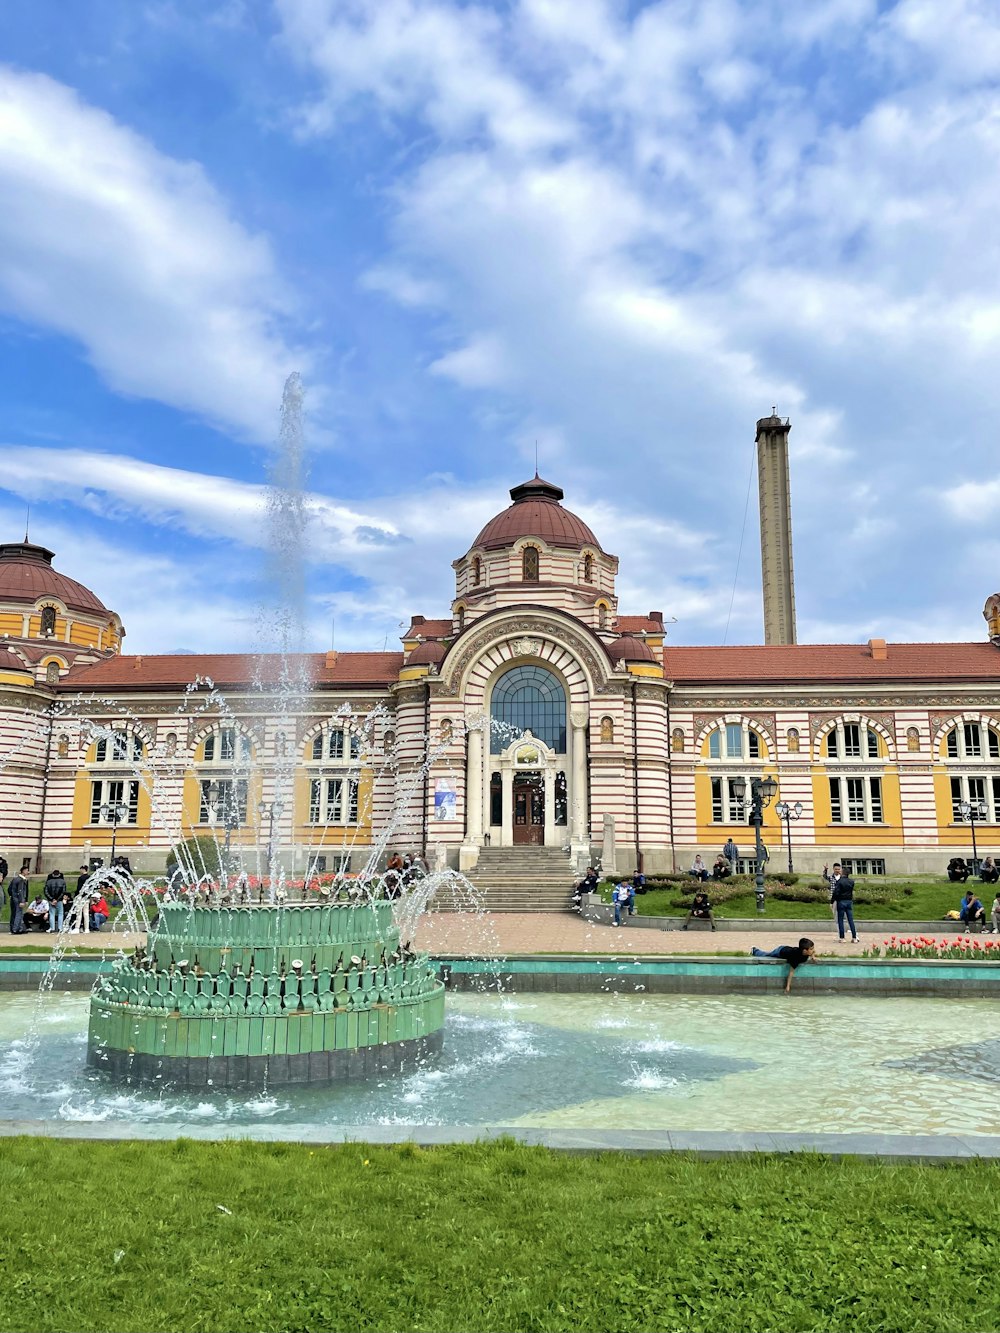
0;66;304;440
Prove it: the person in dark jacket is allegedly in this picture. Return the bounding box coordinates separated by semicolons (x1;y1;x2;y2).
947;857;971;883
750;938;816;993
7;871;27;934
43;869;67;932
824;862;858;942
0;854;8;888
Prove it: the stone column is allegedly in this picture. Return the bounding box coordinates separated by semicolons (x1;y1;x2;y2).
501;767;515;847
570;708;589;865
543;765;556;846
465;726;483;845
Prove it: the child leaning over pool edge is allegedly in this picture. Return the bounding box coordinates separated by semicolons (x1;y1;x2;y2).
750;938;816;993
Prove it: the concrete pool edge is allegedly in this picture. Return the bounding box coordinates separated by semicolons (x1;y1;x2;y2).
1;1118;998;1161
3;952;1000;996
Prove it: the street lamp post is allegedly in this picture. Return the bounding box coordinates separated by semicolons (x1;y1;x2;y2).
99;800;129;868
774;799;804;874
257;798;286;883
207;782;242;877
959;797;987;874
731;775;779;913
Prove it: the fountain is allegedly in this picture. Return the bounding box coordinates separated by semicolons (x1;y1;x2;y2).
80;374;450;1087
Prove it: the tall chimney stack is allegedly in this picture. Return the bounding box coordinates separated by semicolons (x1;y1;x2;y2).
756;411;797;646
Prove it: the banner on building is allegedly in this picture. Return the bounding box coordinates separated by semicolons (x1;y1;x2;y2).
434;777;457;821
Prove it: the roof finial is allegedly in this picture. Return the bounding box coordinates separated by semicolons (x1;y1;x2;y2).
771;405;776;416
24;504;29;543
534;439;538;477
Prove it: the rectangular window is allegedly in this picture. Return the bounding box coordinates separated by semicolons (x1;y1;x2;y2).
969;775;987;808
867;730;880;759
951;776;964;821
350;733;361;759
90;779;138;825
843;724;861;758
312;734;323;761
728;779;746;822
203;734;215;762
869;777;883;823
95;738;107;764
827;731;838;758
220;728;235;761
112;732;129;761
747;730;760;760
711;777;723;822
90;781;102;824
842;858;886;876
725;723;743;759
309;778;321;823
991;731;1000;760
829;777;842;823
328;730;345;760
947;730;959;759
709;731;721;760
964;723;982;758
326;778;344;823
348;779;359;823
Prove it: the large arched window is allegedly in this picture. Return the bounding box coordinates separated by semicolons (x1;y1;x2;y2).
40;606;56;636
490;665;566;753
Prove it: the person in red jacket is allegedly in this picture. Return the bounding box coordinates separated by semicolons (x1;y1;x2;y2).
89;894;110;931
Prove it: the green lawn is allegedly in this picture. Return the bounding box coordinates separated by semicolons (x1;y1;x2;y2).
606;879;983;922
1;1138;997;1333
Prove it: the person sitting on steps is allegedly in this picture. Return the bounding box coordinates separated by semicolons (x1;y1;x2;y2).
689;855;709;882
959;889;986;932
682;890;715;931
947;857;971;883
711;855;731;880
980;856;999;884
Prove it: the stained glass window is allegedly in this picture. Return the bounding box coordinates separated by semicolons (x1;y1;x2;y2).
490;665;566;753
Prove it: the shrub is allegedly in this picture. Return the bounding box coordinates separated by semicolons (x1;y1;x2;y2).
165;835;229;883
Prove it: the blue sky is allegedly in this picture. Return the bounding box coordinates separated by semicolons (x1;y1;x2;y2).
2;0;1000;653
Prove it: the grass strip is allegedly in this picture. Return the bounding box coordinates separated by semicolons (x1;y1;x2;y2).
1;1137;998;1333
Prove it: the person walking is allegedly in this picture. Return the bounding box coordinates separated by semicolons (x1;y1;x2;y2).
722;838;739;869
7;870;27;934
43;868;67;933
824;862;858;942
612;881;630;927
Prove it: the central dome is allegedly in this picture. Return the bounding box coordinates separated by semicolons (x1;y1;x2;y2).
473;476;601;552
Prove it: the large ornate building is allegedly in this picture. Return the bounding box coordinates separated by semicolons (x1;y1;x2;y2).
2;472;1000;881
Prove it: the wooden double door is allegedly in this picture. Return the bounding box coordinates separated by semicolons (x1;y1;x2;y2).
512;773;544;845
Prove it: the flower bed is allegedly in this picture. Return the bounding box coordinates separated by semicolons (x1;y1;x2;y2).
862;934;1000;959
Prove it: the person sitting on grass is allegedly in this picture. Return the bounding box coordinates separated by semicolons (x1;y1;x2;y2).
947;857;971;883
682;890;715;931
750;938;816;993
689;854;709;882
711;855;731;880
959;889;986;931
980;857;999;884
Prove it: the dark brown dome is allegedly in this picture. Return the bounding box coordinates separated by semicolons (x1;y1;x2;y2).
473;476;601;552
607;634;657;664
0;542;110;616
407;640;448;666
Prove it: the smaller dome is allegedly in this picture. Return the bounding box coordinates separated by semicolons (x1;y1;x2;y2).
472;476;601;553
407;640;447;667
607;635;657;664
0;540;111;616
0;647;31;674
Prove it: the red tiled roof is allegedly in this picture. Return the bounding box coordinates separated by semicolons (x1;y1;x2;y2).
404;619;452;640
60;651;405;692
0;541;111;616
615;615;663;634
664;642;1000;683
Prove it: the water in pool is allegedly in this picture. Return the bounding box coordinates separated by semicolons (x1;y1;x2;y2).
3;990;999;1136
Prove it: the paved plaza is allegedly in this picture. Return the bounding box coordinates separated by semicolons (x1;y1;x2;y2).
0;912;974;959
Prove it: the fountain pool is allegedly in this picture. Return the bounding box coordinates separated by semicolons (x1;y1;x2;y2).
4;989;1000;1137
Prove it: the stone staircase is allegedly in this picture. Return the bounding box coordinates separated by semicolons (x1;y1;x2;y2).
456;846;576;913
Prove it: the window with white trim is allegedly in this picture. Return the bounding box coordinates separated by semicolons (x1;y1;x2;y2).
711;777;748;823
198;778;248;825
829;776;884;823
310;727;361;761
202;727;251;764
826;723;881;759
949;775;1000;822
708;723;762;761
89;779;140;825
308;777;359;825
945;723;1000;760
94;731;144;764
